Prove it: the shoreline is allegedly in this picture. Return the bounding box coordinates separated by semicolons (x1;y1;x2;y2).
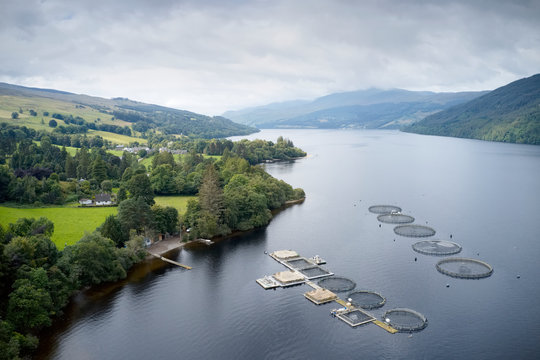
145;235;186;257
145;197;306;258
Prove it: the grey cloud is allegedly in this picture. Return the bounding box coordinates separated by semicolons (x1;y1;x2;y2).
1;0;539;114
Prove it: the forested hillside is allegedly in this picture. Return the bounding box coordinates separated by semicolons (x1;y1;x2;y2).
404;74;540;145
0;82;257;140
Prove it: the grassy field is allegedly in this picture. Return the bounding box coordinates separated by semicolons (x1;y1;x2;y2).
89;130;146;145
154;195;195;214
1;196;194;249
140;153;222;168
0;94;144;146
0;95;130;129
0;205;117;249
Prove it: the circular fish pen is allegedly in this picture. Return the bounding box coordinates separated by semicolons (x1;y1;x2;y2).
383;308;428;332
368;205;402;214
436;258;493;279
412;240;462;256
377;213;415;224
317;276;356;292
347;290;386;310
394;224;436;238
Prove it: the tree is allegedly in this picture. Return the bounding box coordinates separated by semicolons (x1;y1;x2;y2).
76;147;90;179
4;234;58;269
99;215;127;247
224;174;272;231
91;156;108;184
7;269;54;332
150;164;179;195
117;186;127;202
59;232;126;287
199;164;224;219
0;165;13;201
117;197;152;233
127;173;154;205
151;205;179;235
101;180;112;193
152;151;175;169
11;112;18;119
65;155;76;179
48;120;57;128
196;164;229;237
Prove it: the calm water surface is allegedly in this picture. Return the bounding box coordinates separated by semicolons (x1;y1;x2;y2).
38;130;540;359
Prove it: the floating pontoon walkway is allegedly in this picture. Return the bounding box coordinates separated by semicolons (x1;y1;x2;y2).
373;320;399;333
258;250;398;333
148;252;192;270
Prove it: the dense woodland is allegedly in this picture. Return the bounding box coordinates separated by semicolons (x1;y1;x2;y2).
404;74;540;145
0;130;305;358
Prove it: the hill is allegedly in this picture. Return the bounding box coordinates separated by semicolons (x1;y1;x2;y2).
404;74;540;145
223;88;487;129
0;82;257;140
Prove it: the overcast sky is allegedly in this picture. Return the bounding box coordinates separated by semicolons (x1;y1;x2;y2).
1;0;539;115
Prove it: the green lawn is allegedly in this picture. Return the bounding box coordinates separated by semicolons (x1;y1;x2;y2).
0;206;117;249
154;195;195;214
1;196;194;249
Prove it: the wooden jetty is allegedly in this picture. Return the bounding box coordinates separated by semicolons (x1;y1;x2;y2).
148;252;192;270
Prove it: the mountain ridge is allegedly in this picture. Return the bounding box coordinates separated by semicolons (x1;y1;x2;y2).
223;88;488;129
403;74;540;145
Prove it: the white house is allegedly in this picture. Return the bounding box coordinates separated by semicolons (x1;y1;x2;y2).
95;193;113;206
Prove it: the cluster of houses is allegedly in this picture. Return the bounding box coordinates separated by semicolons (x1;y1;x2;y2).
115;145;153;154
79;193;114;206
114;144;187;155
158;147;187;155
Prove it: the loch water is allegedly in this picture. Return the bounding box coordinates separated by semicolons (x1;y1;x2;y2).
38;130;540;359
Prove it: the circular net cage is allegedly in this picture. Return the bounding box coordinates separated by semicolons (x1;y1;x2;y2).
317;276;356;292
412;240;462;256
347;290;386;310
394;225;436;238
368;205;402;214
377;213;415;224
436;258;493;279
383;308;428;332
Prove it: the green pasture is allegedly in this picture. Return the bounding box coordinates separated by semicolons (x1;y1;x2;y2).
0;95;131;127
154;195;195;214
89;130;146;145
1;196;194;249
141;153;221;169
0;206;117;249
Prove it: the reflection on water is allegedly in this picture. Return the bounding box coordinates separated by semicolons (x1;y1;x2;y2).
38;130;540;359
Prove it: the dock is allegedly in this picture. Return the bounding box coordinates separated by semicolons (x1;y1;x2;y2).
148;252;192;270
258;250;398;334
373;320;399;334
256;276;280;289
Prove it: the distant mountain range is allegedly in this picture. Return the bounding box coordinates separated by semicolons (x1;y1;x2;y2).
404;74;540;145
223;88;488;129
0;82;256;138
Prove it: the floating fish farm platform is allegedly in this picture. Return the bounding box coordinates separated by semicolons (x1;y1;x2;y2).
256;250;398;333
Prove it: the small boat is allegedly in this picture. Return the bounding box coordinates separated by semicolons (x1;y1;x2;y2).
310;255;326;265
198;238;214;245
